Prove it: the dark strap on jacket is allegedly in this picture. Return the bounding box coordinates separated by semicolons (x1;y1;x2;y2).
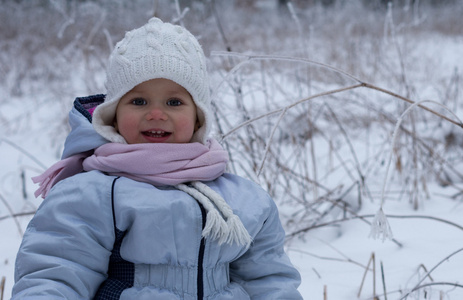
94;177;134;300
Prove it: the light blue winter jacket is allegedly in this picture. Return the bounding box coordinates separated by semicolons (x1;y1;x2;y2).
12;96;302;299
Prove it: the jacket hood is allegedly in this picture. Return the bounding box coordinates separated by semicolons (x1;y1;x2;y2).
61;95;109;159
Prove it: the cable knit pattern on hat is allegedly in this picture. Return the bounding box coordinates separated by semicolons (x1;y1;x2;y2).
93;17;211;144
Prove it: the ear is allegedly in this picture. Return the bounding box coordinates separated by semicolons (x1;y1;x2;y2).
194;118;200;132
113;118;119;132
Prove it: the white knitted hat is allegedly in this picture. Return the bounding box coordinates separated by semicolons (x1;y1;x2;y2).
92;17;211;144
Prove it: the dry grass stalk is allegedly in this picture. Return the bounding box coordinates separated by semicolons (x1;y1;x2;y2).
380;261;387;300
2;2;463;298
357;252;376;299
417;264;434;282
213;51;463;237
399;247;463;300
0;276;5;300
0;193;23;236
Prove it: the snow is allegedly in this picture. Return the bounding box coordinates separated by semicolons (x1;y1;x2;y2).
289;193;463;299
1;2;463;299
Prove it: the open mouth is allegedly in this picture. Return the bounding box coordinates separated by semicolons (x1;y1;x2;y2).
142;130;172;138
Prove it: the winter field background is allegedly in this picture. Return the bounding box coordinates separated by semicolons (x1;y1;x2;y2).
1;0;463;299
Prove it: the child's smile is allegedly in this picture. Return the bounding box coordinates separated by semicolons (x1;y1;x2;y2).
114;78;198;144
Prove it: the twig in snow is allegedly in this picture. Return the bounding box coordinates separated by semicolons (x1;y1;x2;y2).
380;261;388;300
417;264;434;282
210;0;232;52
358;252;377;299
0;211;36;222
0;276;5;300
325;103;365;191
219;83;364;141
257;107;288;175
21;169;27;200
399;247;463;299
371;100;463;241
402;282;463;299
0;193;23;236
172;0;189;26
288;237;368;269
0;138;47;170
361;83;463;129
287;213;463;238
211;52;463;130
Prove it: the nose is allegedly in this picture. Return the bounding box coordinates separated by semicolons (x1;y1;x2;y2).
146;107;168;121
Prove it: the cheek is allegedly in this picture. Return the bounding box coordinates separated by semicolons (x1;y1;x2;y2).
177;115;197;134
115;113;138;136
180;118;195;131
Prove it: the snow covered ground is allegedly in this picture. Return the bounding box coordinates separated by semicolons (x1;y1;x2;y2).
290;190;463;299
1;1;463;299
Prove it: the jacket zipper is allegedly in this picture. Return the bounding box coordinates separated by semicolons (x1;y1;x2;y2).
197;202;207;300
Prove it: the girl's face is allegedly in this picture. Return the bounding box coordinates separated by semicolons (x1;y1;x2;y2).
114;78;198;144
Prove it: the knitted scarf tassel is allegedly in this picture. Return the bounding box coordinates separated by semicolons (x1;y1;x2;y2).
175;181;252;248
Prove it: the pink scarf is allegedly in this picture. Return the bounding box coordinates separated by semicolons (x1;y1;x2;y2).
33;139;229;198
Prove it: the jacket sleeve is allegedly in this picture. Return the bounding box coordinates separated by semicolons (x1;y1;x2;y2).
12;172;116;300
229;199;303;300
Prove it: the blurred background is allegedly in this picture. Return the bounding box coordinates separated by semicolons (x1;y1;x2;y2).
1;0;463;299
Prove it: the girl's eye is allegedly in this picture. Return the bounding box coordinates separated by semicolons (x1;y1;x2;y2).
131;98;147;106
167;98;182;106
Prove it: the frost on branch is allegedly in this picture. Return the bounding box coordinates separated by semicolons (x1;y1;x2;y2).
369;208;394;242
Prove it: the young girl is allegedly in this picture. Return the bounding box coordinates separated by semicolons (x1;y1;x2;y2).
12;18;302;299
